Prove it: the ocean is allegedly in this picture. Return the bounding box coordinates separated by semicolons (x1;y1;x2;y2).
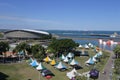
46;30;120;50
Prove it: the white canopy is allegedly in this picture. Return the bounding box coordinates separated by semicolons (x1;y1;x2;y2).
85;57;95;65
61;54;65;60
66;68;78;79
70;59;79;65
79;44;83;48
63;56;69;62
84;44;89;49
67;52;74;58
36;62;45;70
55;62;67;69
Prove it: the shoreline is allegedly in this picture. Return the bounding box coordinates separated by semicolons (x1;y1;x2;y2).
56;35;120;41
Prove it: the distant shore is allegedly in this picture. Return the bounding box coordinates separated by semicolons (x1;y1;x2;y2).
55;35;120;41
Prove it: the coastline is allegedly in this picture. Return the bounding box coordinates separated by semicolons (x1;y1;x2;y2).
55;35;120;41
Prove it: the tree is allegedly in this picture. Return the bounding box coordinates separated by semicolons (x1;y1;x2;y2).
0;41;9;55
113;45;120;58
0;32;4;38
48;39;78;56
31;44;45;61
114;59;120;74
14;42;31;55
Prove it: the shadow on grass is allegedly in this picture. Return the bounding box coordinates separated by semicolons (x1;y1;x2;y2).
0;72;9;80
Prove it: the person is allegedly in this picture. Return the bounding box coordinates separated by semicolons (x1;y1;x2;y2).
102;70;106;74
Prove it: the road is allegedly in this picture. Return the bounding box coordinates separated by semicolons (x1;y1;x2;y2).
98;50;114;80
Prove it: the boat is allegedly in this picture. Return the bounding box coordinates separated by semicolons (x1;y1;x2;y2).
110;32;119;38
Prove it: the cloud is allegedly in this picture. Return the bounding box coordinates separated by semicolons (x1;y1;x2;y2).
0;2;16;8
0;15;75;30
0;15;70;25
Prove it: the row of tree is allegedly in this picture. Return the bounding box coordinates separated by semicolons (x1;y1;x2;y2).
113;45;120;74
0;38;78;61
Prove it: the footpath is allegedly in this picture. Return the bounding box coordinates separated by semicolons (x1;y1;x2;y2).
98;50;114;80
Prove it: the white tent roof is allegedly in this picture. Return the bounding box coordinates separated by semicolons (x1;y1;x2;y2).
66;68;78;79
61;54;65;60
84;44;89;49
55;62;66;69
70;59;79;65
36;62;44;70
64;56;69;62
67;52;74;58
79;44;83;48
85;57;95;64
92;57;97;62
93;54;99;58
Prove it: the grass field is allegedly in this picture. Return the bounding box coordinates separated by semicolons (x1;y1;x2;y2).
0;49;110;80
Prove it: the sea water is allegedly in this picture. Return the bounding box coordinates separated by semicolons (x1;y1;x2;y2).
47;30;120;50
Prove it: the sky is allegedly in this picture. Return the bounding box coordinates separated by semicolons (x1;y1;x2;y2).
0;0;120;31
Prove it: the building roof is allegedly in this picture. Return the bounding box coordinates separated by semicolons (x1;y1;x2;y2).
4;29;50;35
22;29;49;35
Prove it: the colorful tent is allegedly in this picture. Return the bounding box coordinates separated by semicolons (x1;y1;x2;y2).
43;56;52;62
60;54;65;60
84;44;89;49
69;59;79;66
94;51;102;59
36;62;46;70
92;57;97;62
93;54;100;58
66;68;78;79
67;52;74;58
30;60;39;67
50;59;56;66
85;57;95;65
79;44;83;48
63;56;69;63
55;62;67;69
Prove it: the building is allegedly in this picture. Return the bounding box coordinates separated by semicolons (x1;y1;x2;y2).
4;29;52;40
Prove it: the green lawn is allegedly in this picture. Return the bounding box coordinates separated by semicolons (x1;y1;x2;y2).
0;49;110;80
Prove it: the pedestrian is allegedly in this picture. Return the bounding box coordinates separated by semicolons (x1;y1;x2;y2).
102;70;106;74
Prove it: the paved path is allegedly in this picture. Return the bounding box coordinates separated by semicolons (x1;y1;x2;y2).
98;50;114;80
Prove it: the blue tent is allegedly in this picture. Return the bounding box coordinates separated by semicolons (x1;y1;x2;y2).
85;57;95;65
30;60;39;67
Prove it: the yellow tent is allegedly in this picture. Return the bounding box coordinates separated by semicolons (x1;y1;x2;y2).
43;56;52;62
50;59;56;66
